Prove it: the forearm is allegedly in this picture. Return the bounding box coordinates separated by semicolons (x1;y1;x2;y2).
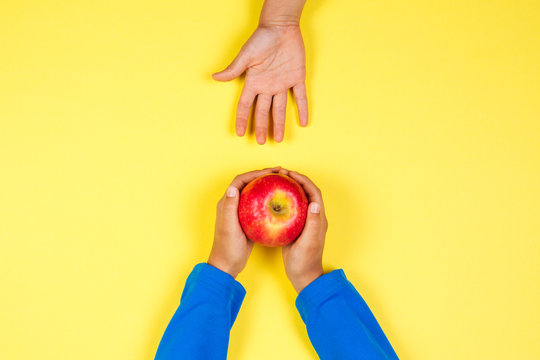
154;263;246;360
259;0;307;27
296;270;399;360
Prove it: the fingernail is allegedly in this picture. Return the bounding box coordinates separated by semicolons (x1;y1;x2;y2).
256;130;266;144
236;126;245;136
310;202;320;214
227;186;238;198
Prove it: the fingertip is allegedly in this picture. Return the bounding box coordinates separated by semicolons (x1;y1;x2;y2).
212;71;225;81
226;186;238;198
298;109;309;126
261;166;281;173
309;202;320;214
236;114;248;137
236;125;246;137
213;70;235;82
256;131;267;145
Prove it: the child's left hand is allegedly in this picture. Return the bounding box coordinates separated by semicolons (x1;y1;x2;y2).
207;167;282;278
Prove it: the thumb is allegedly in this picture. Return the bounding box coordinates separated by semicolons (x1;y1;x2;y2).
213;52;250;82
222;186;240;220
297;202;322;242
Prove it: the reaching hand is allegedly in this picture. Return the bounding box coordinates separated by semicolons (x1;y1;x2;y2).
281;170;327;293
208;167;282;278
213;25;308;144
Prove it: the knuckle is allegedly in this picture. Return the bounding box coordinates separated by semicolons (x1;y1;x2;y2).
223;199;236;210
238;100;251;108
302;240;320;252
216;227;233;239
236;118;248;126
295;91;307;100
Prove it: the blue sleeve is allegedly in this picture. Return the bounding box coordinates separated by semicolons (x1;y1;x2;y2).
154;263;246;360
296;269;399;360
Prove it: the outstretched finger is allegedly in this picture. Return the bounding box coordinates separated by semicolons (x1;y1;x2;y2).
236;87;256;136
255;94;272;145
272;92;287;143
293;83;309;127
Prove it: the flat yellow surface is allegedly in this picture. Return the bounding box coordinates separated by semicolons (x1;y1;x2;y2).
1;1;539;359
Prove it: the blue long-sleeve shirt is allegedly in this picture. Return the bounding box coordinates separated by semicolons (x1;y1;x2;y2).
155;263;398;359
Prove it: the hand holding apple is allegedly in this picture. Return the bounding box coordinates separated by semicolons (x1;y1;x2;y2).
281;170;327;293
208;166;326;290
208;167;282;278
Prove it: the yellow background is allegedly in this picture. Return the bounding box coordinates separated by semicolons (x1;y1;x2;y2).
1;0;539;359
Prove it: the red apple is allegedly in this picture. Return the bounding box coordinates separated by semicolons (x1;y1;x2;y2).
238;173;308;247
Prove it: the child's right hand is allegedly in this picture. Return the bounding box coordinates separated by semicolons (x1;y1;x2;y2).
280;170;328;293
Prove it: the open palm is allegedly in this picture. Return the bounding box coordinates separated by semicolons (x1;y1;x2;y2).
213;25;308;144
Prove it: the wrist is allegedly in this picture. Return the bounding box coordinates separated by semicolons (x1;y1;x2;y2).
290;268;324;293
256;23;301;39
207;256;240;279
259;16;300;28
259;0;305;27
